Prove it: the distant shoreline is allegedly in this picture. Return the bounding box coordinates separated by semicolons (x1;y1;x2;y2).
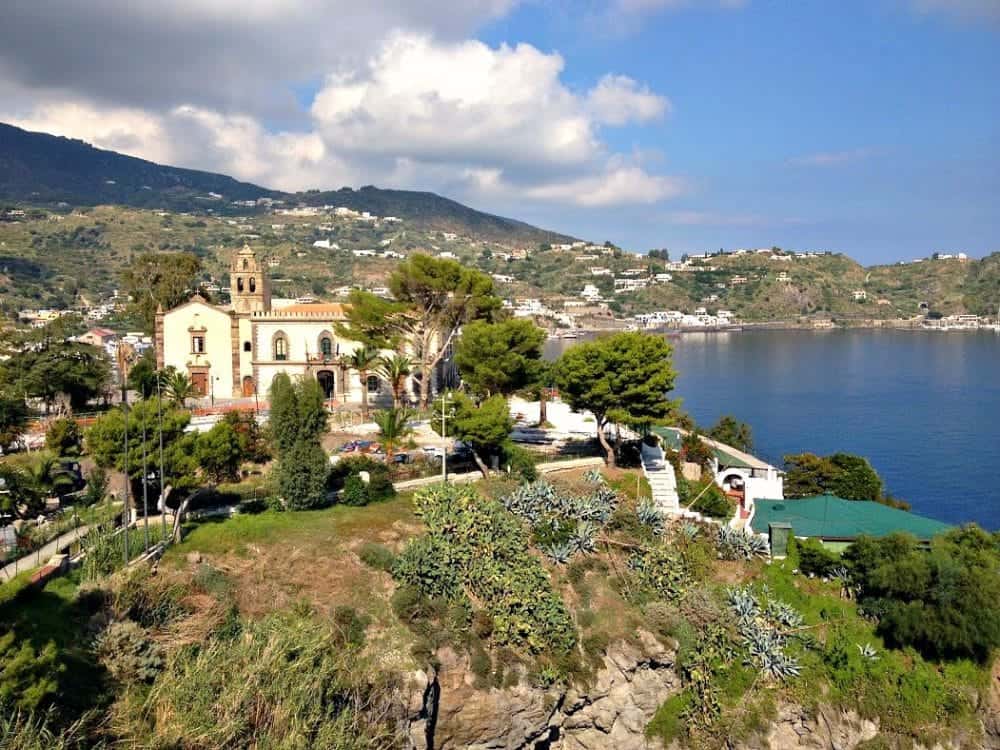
562;319;1000;336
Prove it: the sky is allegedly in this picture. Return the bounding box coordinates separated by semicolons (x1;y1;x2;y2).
0;1;997;263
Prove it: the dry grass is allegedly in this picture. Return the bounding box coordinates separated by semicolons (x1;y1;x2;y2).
162;497;423;670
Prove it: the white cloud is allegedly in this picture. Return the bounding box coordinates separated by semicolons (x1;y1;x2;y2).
587;75;670;125
527;165;685;206
310;34;598;170
2;32;682;208
788;148;876;167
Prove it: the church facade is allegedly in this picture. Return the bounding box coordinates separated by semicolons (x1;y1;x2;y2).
155;245;436;404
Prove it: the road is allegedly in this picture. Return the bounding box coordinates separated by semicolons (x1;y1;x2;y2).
0;524;91;582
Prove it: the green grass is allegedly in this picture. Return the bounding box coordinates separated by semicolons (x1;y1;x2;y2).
167;494;417;558
646;690;692;744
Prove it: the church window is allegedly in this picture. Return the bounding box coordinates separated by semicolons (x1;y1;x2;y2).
243;341;252;352
320;336;333;358
237;277;244;292
191;335;205;354
242;258;249;270
274;334;288;361
249;277;256;293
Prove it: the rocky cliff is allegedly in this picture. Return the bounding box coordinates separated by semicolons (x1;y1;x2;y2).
399;632;999;750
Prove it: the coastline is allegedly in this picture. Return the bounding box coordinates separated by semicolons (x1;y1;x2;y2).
564;318;1000;335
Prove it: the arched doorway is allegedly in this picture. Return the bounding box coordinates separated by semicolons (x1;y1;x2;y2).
242;376;255;397
317;370;336;399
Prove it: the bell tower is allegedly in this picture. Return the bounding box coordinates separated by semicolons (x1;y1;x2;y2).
229;244;271;314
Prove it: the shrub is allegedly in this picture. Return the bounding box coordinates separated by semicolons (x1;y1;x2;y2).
502;443;538;482
94;620;163;684
331;606;370;649
797;538;842;577
0;631;61;712
689;481;732;519
341;474;369;506
45;418;81;456
275;439;330;510
195;420;243;483
844;528;1000;662
330;455;395;505
358;542;396;573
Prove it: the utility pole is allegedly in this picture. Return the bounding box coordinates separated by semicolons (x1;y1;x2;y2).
440;391;453;482
156;373;166;539
140;399;150;552
116;342;136;567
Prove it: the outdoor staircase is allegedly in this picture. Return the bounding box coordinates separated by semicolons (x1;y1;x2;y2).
640;442;680;515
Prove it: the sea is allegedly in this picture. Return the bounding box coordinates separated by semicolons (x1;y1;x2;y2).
545;329;1000;530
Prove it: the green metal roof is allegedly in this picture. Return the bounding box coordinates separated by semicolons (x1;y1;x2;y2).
750;495;951;541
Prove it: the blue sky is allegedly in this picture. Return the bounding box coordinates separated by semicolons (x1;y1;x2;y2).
472;1;1000;262
1;1;997;263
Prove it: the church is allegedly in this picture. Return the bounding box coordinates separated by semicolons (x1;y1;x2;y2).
154;244;436;405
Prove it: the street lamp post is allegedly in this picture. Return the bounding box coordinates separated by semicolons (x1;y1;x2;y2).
440;390;454;482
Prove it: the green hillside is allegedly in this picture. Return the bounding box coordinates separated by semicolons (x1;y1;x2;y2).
0;204;996;323
0;122;572;245
0;122;994;323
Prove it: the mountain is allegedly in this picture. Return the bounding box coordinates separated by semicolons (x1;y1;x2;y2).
0;122;572;244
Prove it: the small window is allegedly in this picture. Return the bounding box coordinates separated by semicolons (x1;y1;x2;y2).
243;341;252;352
191;335;205;354
242;258;249;270
366;375;380;393
236;277;244;292
320;337;333;357
249;277;256;293
274;336;287;361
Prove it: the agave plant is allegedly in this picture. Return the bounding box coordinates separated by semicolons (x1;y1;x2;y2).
765;600;804;629
727;586;760;625
857;642;879;661
829;565;850;581
677;522;701;542
569;520;598;554
544;541;574;565
503;480;559;524
582;468;605;485
636;499;666;536
717;527;770;561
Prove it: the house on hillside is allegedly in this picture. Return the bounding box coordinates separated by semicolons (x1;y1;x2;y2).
751;495;950;553
77;327;118;349
653;427;783;519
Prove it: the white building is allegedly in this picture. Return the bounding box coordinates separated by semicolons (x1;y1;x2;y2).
156;244;442;404
614;277;650;293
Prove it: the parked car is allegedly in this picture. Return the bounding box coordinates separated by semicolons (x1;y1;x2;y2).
339;440;376;454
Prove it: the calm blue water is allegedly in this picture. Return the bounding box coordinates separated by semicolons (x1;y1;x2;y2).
550;330;1000;529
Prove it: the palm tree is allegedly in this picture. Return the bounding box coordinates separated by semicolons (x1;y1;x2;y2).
375;353;412;409
347;345;381;421
166;371;196;408
373;408;413;461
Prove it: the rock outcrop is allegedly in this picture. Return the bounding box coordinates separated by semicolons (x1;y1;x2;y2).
401;634;999;750
403;630;677;750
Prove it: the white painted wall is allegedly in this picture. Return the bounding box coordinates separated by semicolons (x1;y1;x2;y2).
161;300;233;395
